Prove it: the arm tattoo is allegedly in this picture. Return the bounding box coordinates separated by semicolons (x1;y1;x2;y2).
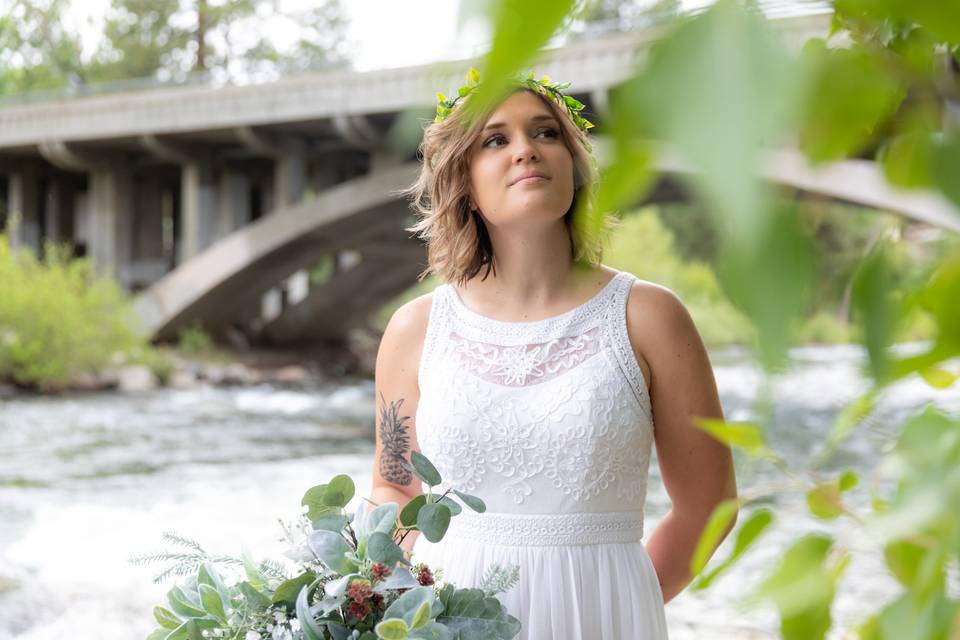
377;392;412;486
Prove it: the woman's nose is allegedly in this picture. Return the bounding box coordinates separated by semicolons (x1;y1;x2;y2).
512;137;539;163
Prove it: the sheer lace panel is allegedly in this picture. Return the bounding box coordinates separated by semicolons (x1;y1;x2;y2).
448;325;603;387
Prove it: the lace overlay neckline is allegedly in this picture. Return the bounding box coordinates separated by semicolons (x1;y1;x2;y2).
444;271;626;336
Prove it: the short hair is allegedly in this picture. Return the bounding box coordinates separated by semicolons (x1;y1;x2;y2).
402;88;616;286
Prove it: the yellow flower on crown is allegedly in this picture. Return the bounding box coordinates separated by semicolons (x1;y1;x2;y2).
433;67;595;134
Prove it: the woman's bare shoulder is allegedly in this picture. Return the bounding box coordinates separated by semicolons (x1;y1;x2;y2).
383;292;435;345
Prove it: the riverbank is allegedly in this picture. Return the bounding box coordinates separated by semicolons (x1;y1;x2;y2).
0;327;382;399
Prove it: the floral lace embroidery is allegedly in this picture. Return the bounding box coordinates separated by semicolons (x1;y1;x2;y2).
449;325;602;386
416;270;655;512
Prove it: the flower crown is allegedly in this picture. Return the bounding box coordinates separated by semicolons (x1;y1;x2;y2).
434;67;595;134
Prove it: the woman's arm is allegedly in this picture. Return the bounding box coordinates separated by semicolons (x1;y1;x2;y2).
626;282;738;604
369;293;433;553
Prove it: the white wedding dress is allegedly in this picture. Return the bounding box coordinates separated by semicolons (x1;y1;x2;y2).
412;270;669;640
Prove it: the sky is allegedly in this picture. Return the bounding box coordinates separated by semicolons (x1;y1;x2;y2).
55;0;825;74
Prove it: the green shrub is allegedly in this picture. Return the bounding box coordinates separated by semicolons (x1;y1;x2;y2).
176;322;215;356
0;234;149;390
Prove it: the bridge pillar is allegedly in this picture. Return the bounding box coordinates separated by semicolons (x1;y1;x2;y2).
88;167;134;282
181;157;218;261
272;138;307;211
5;164;41;253
43;176;77;247
217;170;251;237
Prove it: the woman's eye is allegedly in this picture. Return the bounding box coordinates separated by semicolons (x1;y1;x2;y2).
482;128;558;149
482;135;507;148
536;127;560;139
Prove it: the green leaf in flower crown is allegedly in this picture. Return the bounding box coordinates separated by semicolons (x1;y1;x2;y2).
452;489;486;513
198;584;227;624
307;530;358;575
271;571;317;607
463;0;576;123
322;475;356;508
417;503;451;543
152;606;181;630
405;450;442;487
367;531;406;565
297;585;327;640
400;494;427;527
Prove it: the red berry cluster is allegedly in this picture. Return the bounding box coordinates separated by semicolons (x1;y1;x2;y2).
414;563;435;586
345;578;374;622
370;562;392;582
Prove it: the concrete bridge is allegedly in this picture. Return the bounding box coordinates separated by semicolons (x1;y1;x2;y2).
1;11;958;346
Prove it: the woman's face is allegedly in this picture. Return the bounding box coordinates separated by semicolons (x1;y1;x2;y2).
467;90;575;230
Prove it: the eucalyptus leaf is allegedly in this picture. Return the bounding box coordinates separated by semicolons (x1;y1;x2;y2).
409;450;442;487
323;474;356;508
452;490;486;514
400;494;427;527
367;531;406;565
437;495;462;516
417;503;451;543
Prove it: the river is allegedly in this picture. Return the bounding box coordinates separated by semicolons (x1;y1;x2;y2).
1;343;957;639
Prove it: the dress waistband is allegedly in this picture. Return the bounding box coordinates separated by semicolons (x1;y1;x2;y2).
443;510;645;546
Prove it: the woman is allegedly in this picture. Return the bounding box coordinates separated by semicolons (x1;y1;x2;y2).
369;70;737;639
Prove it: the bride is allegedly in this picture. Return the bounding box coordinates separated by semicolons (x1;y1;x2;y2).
368;69;737;639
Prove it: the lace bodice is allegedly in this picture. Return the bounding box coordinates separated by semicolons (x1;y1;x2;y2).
415;271;655;520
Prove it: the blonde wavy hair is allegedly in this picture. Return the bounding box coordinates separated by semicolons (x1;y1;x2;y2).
402;87;616;286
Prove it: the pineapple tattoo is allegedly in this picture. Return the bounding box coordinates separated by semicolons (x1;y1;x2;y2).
378;392;412;486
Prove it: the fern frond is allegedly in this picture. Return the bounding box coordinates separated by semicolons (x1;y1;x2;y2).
479;563;520;597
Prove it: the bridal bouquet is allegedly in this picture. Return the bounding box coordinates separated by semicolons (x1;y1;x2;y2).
136;451;521;640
